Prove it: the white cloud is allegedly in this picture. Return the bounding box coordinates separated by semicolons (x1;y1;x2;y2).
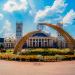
63;9;75;26
3;20;12;31
34;0;67;23
0;13;4;20
28;0;37;16
50;0;67;13
2;20;15;38
3;0;28;12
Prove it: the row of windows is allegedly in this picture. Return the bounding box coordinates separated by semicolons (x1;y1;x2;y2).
29;43;50;47
27;42;67;48
4;43;14;48
16;33;22;36
29;39;53;42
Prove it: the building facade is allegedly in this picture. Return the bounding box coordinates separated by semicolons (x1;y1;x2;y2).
4;37;16;49
23;31;67;48
57;23;63;40
3;22;68;49
3;31;68;49
16;22;23;42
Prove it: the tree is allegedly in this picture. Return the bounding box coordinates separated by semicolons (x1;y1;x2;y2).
0;44;5;52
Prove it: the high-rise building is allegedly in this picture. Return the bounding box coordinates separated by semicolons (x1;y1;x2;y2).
16;22;23;42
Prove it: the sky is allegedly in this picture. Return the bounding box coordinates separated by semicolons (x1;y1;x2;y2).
0;0;75;38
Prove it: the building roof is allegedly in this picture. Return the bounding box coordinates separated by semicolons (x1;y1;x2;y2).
31;31;50;37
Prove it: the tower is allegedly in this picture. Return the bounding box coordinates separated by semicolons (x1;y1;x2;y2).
16;22;23;42
57;22;63;39
57;22;64;48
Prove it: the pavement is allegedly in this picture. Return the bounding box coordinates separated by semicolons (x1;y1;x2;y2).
0;60;75;75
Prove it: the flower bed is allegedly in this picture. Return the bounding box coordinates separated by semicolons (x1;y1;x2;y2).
20;48;73;55
0;53;75;62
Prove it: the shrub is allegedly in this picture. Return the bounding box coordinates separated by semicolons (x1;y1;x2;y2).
55;55;65;61
20;48;72;55
0;53;75;62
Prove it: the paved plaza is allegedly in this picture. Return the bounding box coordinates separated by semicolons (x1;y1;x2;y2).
0;60;75;75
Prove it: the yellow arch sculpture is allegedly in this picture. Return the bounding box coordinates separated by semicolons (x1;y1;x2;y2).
38;23;75;48
14;23;75;54
14;31;41;53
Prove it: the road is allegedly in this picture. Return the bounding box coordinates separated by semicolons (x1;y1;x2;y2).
0;60;75;75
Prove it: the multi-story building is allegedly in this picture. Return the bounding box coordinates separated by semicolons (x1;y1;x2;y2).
23;31;67;48
4;37;16;49
3;22;68;49
16;22;23;42
57;22;63;39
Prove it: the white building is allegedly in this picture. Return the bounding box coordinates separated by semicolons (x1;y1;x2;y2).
4;37;16;49
23;31;67;48
3;31;68;49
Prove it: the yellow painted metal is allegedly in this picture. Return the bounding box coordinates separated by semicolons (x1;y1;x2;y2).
14;23;75;54
14;31;41;53
39;23;75;50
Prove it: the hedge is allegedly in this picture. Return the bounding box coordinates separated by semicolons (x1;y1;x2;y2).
0;53;75;62
20;48;73;55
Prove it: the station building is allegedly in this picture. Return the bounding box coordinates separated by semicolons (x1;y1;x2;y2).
3;22;68;49
23;31;67;48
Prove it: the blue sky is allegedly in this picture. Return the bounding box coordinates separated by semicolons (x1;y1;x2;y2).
0;0;75;38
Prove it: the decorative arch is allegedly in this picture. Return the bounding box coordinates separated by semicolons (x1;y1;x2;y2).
14;23;75;54
38;23;75;49
14;31;42;53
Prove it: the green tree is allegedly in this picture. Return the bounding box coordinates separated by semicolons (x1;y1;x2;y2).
0;44;4;52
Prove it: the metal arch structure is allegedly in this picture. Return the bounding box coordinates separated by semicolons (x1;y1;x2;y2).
14;31;41;53
14;23;75;54
38;23;75;49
